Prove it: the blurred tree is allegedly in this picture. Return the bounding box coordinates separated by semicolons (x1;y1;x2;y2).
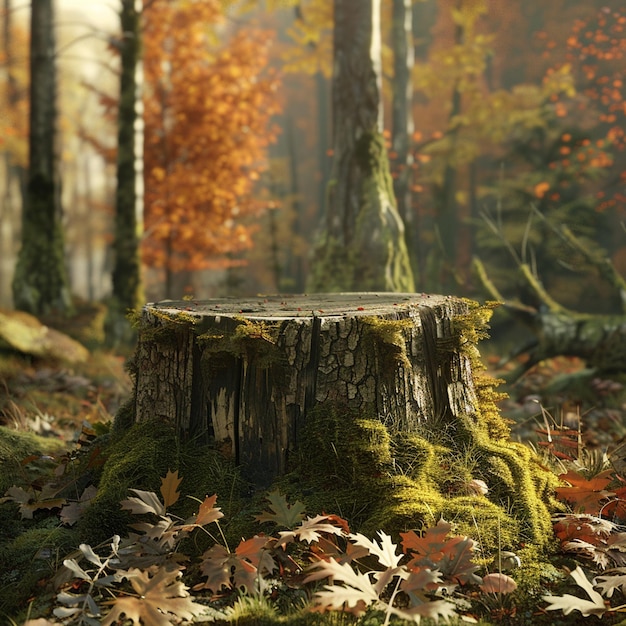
12;0;72;315
0;0;27;306
556;6;626;253
391;0;415;261
141;0;281;299
106;0;142;345
308;0;414;292
475;5;626;313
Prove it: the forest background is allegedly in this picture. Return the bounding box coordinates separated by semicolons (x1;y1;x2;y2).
1;0;626;321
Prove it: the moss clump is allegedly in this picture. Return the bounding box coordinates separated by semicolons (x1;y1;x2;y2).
362;316;414;369
363;475;520;547
277;405;393;525
77;419;250;549
0;523;77;619
275;405;553;554
198;318;283;372
0;426;67;495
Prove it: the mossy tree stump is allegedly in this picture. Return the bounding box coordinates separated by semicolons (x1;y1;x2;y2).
135;294;489;481
131;293;557;547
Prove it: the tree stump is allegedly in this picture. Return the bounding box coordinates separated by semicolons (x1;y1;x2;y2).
133;293;492;486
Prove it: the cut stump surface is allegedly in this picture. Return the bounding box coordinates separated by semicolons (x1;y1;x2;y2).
133;293;486;486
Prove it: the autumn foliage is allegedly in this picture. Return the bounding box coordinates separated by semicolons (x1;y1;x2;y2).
142;0;281;277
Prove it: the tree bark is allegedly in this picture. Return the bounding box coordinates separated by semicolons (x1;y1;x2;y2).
12;0;71;316
107;0;142;344
308;0;414;293
391;0;415;236
132;293;492;486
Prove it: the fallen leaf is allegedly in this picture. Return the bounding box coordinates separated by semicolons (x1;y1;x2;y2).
160;469;182;509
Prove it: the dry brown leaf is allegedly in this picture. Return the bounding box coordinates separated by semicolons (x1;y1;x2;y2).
101;567;205;626
160;469;182;509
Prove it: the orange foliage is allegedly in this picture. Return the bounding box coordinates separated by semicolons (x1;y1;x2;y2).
142;0;282;273
0;15;29;167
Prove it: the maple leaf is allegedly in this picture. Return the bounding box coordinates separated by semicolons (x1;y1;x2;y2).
555;469;616;514
553;513;615;545
595;568;626;598
306;559;379;614
255;489;306;528
278;514;346;545
198;544;232;592
350;531;404;569
601;484;626;521
121;488;165;516
401;519;481;585
199;543;259;593
60;485;98;526
311;535;369;565
400;567;443;594
401;518;453;560
180;494;224;532
543;565;607;617
160;469;182;509
235;534;277;575
101;567;205;626
388;599;458;624
195;494;223;526
562;539;611;569
1;485;66;519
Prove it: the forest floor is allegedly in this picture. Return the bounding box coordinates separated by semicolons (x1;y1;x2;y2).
2;336;626;625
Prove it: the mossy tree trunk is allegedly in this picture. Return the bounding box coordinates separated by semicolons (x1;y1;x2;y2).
391;0;415;255
308;0;414;293
107;0;142;346
12;0;71;316
132;294;483;481
128;293;557;548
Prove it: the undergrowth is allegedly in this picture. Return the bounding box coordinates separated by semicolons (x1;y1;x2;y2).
3;408;626;626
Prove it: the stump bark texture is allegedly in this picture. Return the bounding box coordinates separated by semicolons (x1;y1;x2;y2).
133;293;482;485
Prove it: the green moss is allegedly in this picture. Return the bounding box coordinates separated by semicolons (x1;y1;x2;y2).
362;316;413;369
450;300;511;439
277;405;393;525
198;318;283;371
274;404;553;554
0;523;77;620
451;418;560;546
0;426;67;495
77;419;249;548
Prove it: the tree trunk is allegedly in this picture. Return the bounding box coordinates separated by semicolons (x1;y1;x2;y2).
308;0;414;293
391;0;415;236
127;292;556;546
12;0;71;316
133;294;491;483
107;0;142;345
